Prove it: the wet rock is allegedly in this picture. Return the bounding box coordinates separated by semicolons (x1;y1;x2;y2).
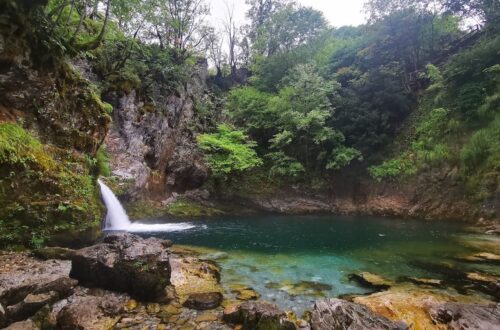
465;252;500;262
163;304;181;315
3;319;38;330
69;233;171;301
467;272;500;299
230;285;260;301
404;277;443;287
253;197;334;215
56;288;128;330
146;303;161;314
124;299;138;311
348;272;392;291
0;303;5;326
183;292;223;310
223;301;296;330
195;311;219;322
485;225;500;235
32;247;75;261
429;302;500;329
311;298;408;330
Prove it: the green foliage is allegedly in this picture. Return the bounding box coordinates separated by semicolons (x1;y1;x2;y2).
197;124;263;180
461;115;500;171
370;31;500;203
369;155;418;180
96;146;111;177
266;152;305;177
369;107;453;179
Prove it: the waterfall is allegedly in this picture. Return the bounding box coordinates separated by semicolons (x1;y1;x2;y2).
97;179;131;230
97;179;196;232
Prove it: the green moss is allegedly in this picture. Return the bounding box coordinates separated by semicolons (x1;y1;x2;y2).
0;123;103;248
126;198;224;220
166;200;224;218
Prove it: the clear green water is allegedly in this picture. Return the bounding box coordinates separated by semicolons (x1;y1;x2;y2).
139;215;493;313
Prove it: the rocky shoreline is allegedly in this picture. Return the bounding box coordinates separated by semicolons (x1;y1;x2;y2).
1;233;499;329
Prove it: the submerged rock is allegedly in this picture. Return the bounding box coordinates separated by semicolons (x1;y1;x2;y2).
404;277;443;287
69;233;171;301
223;301;296;330
230;285;261;301
463;252;500;263
348;272;392;291
183;292;223;310
311;299;408;330
429;302;500;329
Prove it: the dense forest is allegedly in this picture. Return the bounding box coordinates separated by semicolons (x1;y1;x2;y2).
0;0;499;247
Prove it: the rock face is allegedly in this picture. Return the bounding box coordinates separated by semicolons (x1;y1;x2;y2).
0;253;77;327
429;302;500;329
104;60;209;200
69;233;171;301
311;299;408;330
223;301;296;330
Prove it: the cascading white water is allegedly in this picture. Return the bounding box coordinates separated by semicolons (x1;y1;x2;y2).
97;179;195;232
98;179;131;230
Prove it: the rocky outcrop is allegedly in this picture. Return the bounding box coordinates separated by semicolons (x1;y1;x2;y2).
223;301;296;330
0;252;77;327
104;61;210;201
311;299;408;330
69;233;171;301
429;302;500;329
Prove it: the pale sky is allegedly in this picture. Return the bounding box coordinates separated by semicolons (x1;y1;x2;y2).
208;0;368;30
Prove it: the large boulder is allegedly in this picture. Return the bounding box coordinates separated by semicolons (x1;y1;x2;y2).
429;302;500;329
223;301;296;330
311;299;408;330
69;233;172;301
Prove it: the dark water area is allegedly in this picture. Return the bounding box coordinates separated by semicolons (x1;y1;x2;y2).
137;215;498;313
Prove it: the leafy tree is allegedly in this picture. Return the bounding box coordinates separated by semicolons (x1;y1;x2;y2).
245;0;287;45
197;124;263;181
252;4;327;57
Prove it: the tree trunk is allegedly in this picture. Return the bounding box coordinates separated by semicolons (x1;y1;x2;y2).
84;0;111;50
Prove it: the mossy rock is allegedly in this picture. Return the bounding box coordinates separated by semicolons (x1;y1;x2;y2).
0;123;103;248
126;198;224;220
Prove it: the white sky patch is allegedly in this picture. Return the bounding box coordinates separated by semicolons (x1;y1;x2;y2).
207;0;368;31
